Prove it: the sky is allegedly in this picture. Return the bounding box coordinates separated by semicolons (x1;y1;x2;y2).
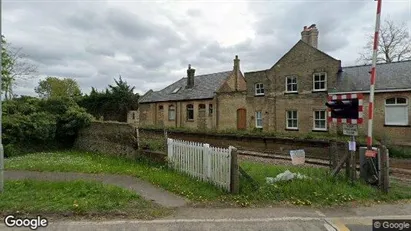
3;0;411;97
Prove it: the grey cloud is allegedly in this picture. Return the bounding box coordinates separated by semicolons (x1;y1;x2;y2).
4;0;410;97
65;10;104;32
250;1;369;54
85;44;116;57
106;8;155;39
186;8;202;18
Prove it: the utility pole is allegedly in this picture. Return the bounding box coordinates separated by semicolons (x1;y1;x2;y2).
0;0;4;193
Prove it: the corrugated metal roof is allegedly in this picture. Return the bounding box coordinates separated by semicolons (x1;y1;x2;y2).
139;71;232;103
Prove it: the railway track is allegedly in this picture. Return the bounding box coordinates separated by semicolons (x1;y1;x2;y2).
237;150;411;180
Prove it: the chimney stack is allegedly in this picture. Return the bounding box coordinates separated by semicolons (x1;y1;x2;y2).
233;55;240;91
301;24;318;48
186;64;195;88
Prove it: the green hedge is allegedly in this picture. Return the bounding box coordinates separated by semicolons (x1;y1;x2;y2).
2;96;94;157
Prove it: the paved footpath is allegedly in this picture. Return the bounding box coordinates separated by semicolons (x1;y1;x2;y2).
2;171;411;231
4;170;188;208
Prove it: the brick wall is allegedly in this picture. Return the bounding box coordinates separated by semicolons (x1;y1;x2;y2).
356;92;411;144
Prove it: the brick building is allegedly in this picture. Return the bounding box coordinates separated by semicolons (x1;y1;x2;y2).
136;24;410;144
332;61;411;144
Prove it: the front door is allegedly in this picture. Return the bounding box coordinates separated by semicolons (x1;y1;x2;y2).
237;108;246;130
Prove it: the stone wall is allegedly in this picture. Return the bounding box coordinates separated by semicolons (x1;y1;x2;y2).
74;121;138;159
139;128;349;160
216;91;247;130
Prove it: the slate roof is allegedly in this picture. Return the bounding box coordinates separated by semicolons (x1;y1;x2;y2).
139;71;233;103
336;60;411;93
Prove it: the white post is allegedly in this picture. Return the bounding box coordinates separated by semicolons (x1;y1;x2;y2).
228;146;233;190
367;0;382;150
203;143;211;180
167;138;173;162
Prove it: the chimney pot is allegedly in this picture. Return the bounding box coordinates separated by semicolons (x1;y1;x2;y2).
301;24;318;49
233;55;240;91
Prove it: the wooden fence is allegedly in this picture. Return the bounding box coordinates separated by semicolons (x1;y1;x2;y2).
167;138;233;192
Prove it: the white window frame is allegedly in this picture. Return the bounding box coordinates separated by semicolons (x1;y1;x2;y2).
168;105;175;121
255;83;265;96
285;76;298;93
313;110;327;131
286;110;298;130
255;111;263;128
385;97;409;126
313;72;327;92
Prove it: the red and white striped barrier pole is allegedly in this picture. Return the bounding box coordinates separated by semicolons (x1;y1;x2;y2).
367;0;382;150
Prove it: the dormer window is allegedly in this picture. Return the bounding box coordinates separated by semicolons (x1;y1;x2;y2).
255;83;264;96
172;87;181;94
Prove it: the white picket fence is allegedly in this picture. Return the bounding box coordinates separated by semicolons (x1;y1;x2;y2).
167;138;232;191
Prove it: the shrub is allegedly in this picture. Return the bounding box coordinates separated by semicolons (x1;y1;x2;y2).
2;96;94;156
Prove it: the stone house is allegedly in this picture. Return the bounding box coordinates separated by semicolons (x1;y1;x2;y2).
137;56;247;130
244;24;342;134
243;24;410;144
136;24;410;144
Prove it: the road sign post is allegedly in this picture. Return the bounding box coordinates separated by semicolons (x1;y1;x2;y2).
343;124;358;136
326;94;363;180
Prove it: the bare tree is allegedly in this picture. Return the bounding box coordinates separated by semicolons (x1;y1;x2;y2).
1;36;38;100
357;19;411;64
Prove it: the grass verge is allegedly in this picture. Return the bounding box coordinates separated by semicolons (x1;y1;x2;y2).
388;146;411;159
5;151;411;207
0;179;171;220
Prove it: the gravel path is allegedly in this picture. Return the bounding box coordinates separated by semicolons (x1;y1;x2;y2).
5;170;189;208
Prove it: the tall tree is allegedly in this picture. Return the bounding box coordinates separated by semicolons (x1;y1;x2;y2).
77;76;139;122
357;19;411;64
35;76;82;99
1;35;38;100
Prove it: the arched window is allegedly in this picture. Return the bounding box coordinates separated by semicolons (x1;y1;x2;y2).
168;105;175;121
132;112;135;120
385;97;408;126
186;104;194;121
